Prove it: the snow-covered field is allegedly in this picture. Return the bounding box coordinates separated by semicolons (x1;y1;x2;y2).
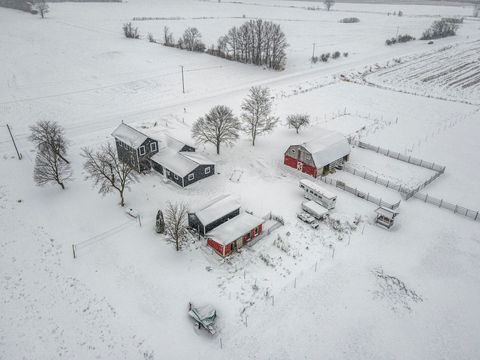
1;0;480;359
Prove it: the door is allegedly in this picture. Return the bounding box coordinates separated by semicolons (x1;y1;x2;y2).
236;238;243;250
297;161;303;172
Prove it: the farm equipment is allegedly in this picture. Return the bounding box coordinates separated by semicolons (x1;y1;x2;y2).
188;303;217;335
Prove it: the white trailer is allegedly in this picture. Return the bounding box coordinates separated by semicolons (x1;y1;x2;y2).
302;200;329;220
299;179;337;210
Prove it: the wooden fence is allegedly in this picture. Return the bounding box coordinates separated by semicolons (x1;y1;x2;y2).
318;176;401;210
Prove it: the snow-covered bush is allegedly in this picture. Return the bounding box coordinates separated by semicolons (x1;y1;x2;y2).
441;17;463;24
320;53;330;62
259;253;275;267
123;22;140;39
386;34;415;46
420;19;460;40
339;17;359;23
147;33;156;43
343;52;349;57
332;51;341;59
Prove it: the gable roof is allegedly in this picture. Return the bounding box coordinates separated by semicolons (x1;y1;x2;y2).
301;129;350;168
112;123;148;148
194;194;241;226
150;149;214;178
206;213;263;245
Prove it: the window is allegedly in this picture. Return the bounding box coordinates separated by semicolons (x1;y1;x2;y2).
174;174;179;180
254;227;259;235
205;167;211;175
150;142;157;152
188;173;195;181
166;170;170;176
139;145;146;156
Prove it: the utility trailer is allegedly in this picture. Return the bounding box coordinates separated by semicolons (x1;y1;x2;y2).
302;200;329;220
299;179;337;210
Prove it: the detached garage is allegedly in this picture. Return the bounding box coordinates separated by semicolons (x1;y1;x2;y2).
284;129;350;177
206;213;264;257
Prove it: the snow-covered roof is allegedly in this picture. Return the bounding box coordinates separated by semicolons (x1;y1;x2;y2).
206;213;263;246
180;151;215;165
194;194;241;226
300;179;336;200
151;148;214;178
375;206;399;219
301;129;350;168
112;123;148;148
164;135;189;152
302;200;329;216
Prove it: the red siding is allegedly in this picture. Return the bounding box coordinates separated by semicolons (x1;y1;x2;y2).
207;239;223;256
258;223;263;233
224;243;232;256
284;154;317;177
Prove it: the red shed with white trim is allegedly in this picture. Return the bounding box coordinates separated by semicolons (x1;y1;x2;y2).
206;213;264;257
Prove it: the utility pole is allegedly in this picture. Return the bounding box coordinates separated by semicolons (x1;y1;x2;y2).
180;65;185;94
6;124;22;160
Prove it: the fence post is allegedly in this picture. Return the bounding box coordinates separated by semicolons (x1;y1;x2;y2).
475;211;479;221
72;244;77;259
454;205;457;214
439;199;443;208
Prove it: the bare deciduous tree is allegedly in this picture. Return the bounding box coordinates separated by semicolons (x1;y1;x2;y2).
164;202;188;251
182;27;205;52
163;26;174;46
192;105;241;154
241;86;278;146
213;19;288;70
324;0;335;11
287;114;310;134
29;120;70;164
33;145;72;190
35;0;49;19
82;143;138;207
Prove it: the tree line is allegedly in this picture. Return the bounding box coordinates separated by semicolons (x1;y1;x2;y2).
210;19;288;70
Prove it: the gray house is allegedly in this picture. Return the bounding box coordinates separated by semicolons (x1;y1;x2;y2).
112;123;159;172
188;195;241;235
112;123;215;187
150;135;215;187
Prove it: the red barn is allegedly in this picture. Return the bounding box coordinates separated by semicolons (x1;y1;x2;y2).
284;129;350;177
206;213;264;257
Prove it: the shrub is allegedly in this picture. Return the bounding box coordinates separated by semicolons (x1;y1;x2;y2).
397;34;415;43
320;53;330;62
311;56;319;64
420;19;460;40
398;10;403;16
123;22;140;39
386;34;415;45
147;32;156;43
332;51;341;59
442;17;463;24
343;52;349;57
339;17;360;23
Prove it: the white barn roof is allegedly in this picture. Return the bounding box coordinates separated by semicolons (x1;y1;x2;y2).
206;213;263;245
194;195;241;226
112;123;148;148
301;130;350;168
